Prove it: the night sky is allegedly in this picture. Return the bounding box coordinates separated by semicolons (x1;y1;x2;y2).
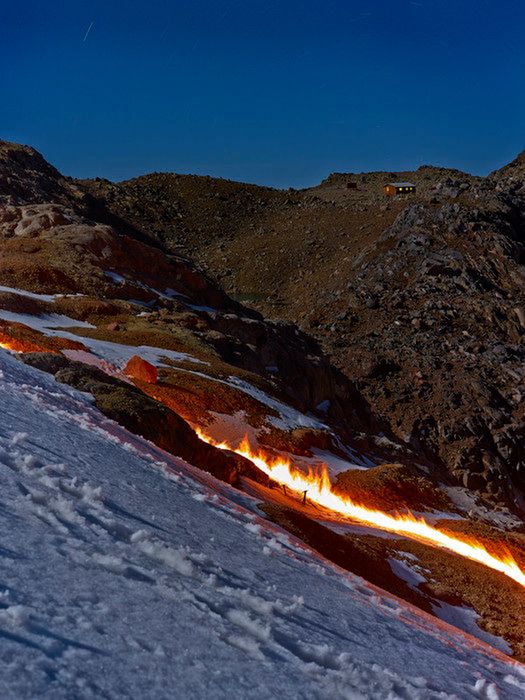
2;0;524;187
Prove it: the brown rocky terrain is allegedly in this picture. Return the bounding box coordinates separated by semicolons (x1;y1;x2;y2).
3;138;448;498
18;352;265;487
0;140;382;447
81;154;525;514
3;139;525;659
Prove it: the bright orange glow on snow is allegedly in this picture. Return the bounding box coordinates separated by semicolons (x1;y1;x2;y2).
0;339;18;352
4;334;524;591
195;430;525;590
0;336;45;353
0;328;57;354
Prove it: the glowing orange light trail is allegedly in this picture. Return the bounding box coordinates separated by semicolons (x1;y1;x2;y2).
196;430;525;590
0;340;27;353
3;336;524;590
0;336;48;354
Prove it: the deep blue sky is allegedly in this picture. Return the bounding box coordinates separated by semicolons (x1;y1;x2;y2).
2;1;524;187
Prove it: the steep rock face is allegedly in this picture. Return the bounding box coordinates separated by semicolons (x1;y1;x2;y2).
199;309;379;435
81;153;525;511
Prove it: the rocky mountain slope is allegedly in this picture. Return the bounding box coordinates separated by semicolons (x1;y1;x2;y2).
0;141;386;448
81;153;525;514
2;140;525;665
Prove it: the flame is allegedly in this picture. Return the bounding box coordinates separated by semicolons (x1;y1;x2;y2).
0;333;51;354
195;429;525;590
2;330;523;591
0;339;18;352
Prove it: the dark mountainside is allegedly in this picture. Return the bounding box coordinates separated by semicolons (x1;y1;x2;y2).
81;152;525;513
5;140;525;658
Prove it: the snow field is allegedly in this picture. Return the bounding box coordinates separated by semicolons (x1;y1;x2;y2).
0;351;524;698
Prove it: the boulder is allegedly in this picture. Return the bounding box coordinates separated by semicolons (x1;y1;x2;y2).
124;355;158;385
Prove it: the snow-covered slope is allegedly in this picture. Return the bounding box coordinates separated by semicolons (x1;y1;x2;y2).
0;349;524;699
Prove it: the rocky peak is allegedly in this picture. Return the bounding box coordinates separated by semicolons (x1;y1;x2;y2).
0;140;79;206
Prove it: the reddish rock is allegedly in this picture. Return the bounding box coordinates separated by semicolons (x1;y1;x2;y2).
106;321;120;331
124;355;158;384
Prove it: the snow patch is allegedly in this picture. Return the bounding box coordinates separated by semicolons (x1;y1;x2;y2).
433;601;513;656
388;556;428;590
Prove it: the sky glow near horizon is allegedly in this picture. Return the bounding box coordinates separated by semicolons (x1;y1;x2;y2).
2;0;524;187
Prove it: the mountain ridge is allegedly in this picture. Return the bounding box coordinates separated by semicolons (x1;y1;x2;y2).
76;146;525;514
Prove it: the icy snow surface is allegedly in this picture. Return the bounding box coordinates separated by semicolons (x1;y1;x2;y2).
0;285;63;303
0;309;95;331
0;308;205;368
226;375;328;431
384;552;512;656
0;350;524;698
0;284;85;304
388;556;428;590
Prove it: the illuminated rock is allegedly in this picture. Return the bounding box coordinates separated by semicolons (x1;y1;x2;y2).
124;355;158;385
